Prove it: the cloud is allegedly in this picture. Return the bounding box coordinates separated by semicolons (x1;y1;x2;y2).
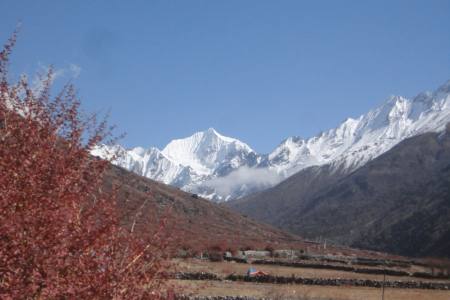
69;63;82;78
31;63;82;95
31;63;65;95
202;166;282;198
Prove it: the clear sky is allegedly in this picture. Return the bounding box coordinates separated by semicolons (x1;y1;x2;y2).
1;0;449;153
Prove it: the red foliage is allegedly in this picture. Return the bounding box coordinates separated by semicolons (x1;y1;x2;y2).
0;33;172;299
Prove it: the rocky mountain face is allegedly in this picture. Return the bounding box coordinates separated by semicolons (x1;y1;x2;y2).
93;80;450;202
229;127;450;258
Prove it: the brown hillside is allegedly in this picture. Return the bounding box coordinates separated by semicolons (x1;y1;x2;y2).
102;163;420;262
103;164;304;252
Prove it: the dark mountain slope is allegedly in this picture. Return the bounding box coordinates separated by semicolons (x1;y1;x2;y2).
228;164;347;232
229;125;450;257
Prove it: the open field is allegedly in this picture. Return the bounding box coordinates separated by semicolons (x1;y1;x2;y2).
172;259;450;299
175;259;450;283
173;280;450;300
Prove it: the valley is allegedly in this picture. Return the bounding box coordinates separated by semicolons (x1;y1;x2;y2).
170;253;450;299
3;3;450;299
105;160;450;299
229;127;450;258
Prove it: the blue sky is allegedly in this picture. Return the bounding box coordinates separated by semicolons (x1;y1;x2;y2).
1;0;449;153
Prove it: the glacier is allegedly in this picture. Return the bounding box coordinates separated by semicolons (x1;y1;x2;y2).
92;80;450;202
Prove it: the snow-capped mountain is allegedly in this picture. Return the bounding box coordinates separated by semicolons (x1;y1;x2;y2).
266;80;450;176
161;128;259;177
93;80;450;201
92;128;261;200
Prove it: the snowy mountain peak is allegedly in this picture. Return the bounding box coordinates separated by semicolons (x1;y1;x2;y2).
161;128;254;175
267;81;450;177
93;80;450;202
205;127;219;136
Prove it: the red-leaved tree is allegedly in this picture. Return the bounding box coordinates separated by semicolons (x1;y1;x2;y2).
0;32;172;299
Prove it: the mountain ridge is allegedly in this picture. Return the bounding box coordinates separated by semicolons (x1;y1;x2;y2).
92;80;450;201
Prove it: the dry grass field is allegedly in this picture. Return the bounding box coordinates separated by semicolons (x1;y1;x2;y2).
172;259;450;300
173;280;450;300
174;259;449;283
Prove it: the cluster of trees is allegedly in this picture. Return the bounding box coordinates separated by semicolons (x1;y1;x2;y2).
0;33;172;299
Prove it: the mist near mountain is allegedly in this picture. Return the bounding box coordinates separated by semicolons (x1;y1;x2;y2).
202;166;282;201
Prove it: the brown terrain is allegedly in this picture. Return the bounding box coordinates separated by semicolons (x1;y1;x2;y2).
103;163;425;260
104;164;304;252
102;162;450;299
172;258;450;299
174;280;450;300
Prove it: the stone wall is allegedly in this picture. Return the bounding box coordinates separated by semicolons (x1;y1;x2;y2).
225;274;450;290
252;260;410;277
173;272;450;290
